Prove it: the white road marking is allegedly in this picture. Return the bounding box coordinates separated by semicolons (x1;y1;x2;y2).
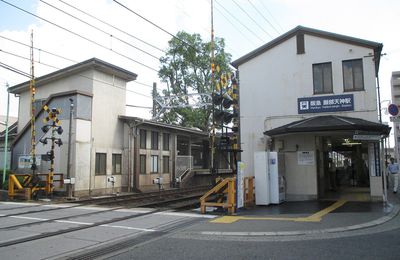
10;216;49;221
0;202;39;206
55;220;94;225
114;209;152;214
155;211;217;219
100;224;156;232
42;204;77;208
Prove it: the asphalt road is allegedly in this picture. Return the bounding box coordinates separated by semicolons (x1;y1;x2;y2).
109;226;400;260
106;208;400;260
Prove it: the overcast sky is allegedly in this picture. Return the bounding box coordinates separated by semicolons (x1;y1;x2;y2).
1;0;399;129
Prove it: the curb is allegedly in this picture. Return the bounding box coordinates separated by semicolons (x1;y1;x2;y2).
200;203;400;237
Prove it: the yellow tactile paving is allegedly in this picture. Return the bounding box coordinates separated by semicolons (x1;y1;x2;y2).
210;199;347;224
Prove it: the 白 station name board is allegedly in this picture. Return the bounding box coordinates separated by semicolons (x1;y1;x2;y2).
298;94;354;114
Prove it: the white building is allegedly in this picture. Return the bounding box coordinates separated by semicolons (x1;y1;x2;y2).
232;26;389;201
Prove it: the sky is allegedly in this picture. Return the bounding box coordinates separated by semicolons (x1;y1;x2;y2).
0;0;399;138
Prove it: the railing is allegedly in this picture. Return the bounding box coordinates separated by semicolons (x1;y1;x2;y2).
199;176;255;215
8;173;64;200
175;156;193;179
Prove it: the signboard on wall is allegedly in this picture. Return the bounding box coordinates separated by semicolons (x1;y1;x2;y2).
368;143;381;177
18;155;41;169
298;94;354;114
236;161;245;209
297;151;315;165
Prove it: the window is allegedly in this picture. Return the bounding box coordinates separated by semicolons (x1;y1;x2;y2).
140;155;146;174
151;155;158;173
313;62;333;94
112;154;122;175
296;33;305;54
140;129;146;149
163;133;170;151
343;59;364;91
151;131;159;150
163;156;170;173
95;153;106;175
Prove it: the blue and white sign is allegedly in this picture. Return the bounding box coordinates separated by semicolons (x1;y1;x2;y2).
298;94;354;114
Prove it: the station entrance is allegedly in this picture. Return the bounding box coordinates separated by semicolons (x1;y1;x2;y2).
317;135;380;201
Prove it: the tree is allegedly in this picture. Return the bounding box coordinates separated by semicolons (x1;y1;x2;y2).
157;31;232;132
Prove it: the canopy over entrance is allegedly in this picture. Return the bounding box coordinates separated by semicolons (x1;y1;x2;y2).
264;115;390;137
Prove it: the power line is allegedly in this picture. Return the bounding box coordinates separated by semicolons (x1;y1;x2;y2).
231;0;273;40
113;0;202;55
126;104;152;109
0;34;161;91
257;0;284;32
0;62;31;78
0;35;78;64
0;0;159;72
0;50;153;99
214;0;265;43
40;0;160;60
57;0;166;54
247;0;281;35
210;0;258;48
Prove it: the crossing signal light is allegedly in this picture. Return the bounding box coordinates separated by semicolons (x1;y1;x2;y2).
212;93;224;105
215;110;237;124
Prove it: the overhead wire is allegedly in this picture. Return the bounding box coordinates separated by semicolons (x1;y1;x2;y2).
209;0;258;48
247;0;281;35
231;0;273;40
0;34;158;90
0;0;159;72
112;0;203;55
0;35;78;64
40;0;160;60
257;0;285;32
57;0;166;54
175;0;239;57
214;0;265;43
0;49;154;99
0;62;31;78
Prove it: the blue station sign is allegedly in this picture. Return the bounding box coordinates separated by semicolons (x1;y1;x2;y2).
298;94;354;114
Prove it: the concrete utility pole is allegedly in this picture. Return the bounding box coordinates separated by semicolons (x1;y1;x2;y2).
67;98;74;198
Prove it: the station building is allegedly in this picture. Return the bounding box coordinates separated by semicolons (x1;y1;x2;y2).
8;58;211;196
232;26;390;201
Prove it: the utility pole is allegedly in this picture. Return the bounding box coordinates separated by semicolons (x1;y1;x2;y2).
67;98;74;198
30;30;37;173
152;82;157;118
210;0;216;175
2;83;10;188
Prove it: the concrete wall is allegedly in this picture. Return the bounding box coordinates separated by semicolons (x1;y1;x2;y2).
89;71;126;195
17;71;94;131
279;134;318;200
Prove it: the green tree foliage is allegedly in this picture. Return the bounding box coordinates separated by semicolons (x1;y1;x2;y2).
158;31;232;132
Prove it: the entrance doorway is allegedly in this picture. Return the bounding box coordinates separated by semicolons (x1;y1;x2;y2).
318;136;371;200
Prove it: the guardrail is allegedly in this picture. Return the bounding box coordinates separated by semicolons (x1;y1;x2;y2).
199;176;255;215
8;173;64;200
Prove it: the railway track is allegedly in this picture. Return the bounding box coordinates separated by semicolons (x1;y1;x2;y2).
73;185;211;208
0;187;219;259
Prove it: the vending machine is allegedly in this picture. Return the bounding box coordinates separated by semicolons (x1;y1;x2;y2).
269;152;286;204
254;151;285;205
